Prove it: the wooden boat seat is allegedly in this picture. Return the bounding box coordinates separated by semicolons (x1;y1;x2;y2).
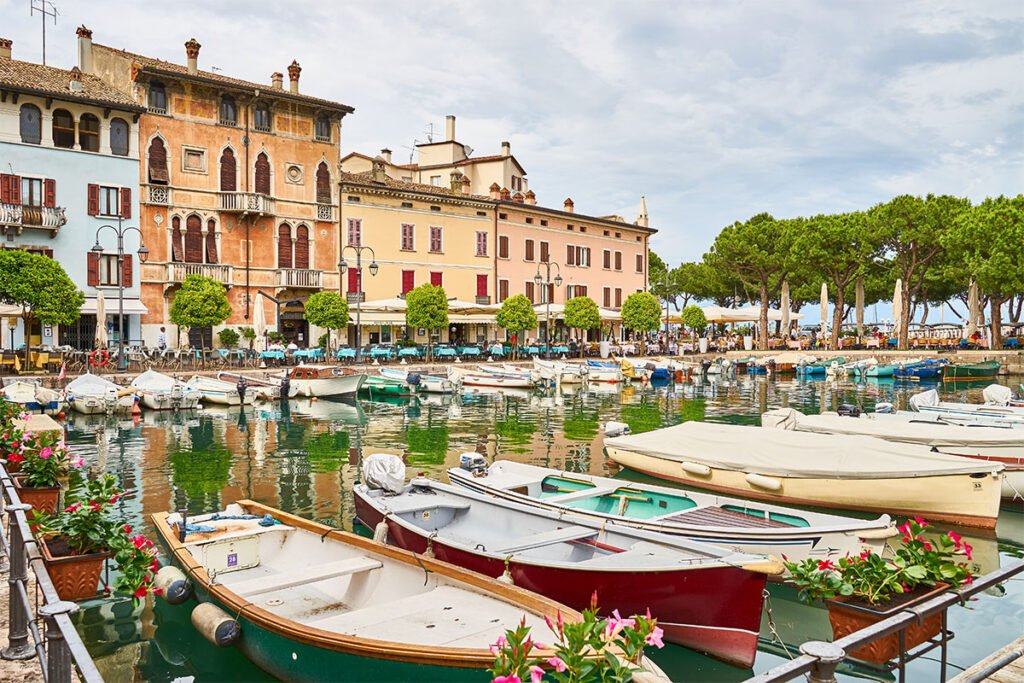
664;506;795;529
228;556;383;597
383;499;472;516
495;525;598;554
576;541;696;568
307;586;461;631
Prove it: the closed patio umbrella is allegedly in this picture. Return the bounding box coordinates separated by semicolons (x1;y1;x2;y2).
855;275;865;339
965;279;978;339
819;283;828;339
253;293;267;351
781;281;791;335
893;278;904;344
94;292;108;349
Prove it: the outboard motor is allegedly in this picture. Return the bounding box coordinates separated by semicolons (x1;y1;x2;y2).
458;452;488;476
236;377;247;404
837;403;861;417
405;372;422;387
700;359;712;375
875;402;895;414
279;374;290;401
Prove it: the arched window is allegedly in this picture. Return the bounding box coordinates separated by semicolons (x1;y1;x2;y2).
315;162;331;204
277;224;292;268
109;118;129;156
219;95;237;126
170;216;183;262
52;109;75;148
219;148;236;192
294;225;310;269
254;152;270;195
149;81;167;112
148;137;169;184
205;219;219;264
19;104;41;144
79;113;100;152
315;115;330;142
184;215;203;263
253;102;271;132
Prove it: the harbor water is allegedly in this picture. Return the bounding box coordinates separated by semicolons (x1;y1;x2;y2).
64;373;1024;682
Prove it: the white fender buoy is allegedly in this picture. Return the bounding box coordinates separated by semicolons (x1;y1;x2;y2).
372;521;389;544
191;602;241;647
746;472;782;491
400;358;407;365
154;566;193;605
496;567;514;585
455;357;462;363
680;461;712;477
372;359;379;366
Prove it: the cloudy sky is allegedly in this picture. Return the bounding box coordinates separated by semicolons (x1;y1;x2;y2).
3;0;1022;270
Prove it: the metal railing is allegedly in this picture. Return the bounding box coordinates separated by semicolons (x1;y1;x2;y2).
217;191;275;215
0;204;67;232
167;262;234;285
276;268;322;289
747;559;1024;683
0;464;103;683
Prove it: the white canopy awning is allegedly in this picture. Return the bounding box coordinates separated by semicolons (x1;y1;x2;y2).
81;297;149;315
701;305;803;323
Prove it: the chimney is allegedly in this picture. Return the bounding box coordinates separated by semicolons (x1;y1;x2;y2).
636;195;649;228
271;72;283;89
69;67;84;93
501;141;511;157
449;172;463;193
0;38;11;60
445;115;456;142
76;26;93;72
462;176;472;194
524;190;536;206
184;38;201;74
288;60;301;93
380;148;392;164
372;156;387;183
563;197;574;213
500;187;511;201
512;191;525;203
489;183;501;200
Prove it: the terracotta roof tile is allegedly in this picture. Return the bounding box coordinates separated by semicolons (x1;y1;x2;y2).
0;58;143;110
340;171;489;201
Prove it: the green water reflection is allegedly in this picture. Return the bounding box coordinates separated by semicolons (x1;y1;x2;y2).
62;374;1024;682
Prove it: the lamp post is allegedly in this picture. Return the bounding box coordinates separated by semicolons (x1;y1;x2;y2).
7;317;16;351
338;245;378;363
533;261;562;360
91;219;149;372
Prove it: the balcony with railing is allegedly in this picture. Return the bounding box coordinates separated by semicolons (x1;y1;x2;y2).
476;295;492;305
277;268;323;289
218;192;275;215
0;203;67;235
167;262;234;285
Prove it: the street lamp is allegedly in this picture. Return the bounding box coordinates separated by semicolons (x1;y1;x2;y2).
534;261;562;360
92;219;148;372
338;244;378;363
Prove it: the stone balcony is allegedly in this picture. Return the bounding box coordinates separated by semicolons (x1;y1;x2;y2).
277;268;322;289
167;262;234;286
0;203;67;236
218;192;275;215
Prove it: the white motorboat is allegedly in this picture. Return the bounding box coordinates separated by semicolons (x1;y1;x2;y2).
533;359;589;384
450;367;534;389
379;367;455;394
65;373;137;415
910;387;1024;425
0;380;66;416
288;365;366;398
216;372;298;400
130;369;202;411
187;375;256;406
584;360;624;383
826;358;877;377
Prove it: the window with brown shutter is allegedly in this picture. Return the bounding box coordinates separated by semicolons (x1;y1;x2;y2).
475;231;487;257
525;239;534;261
615;288;622;307
277;224;292;268
171;216;183;262
348;218;363;247
603;287;611;307
429;226;442;253
294;225;309;269
255;153;271;195
540;241;549;263
87;184;99;216
119;186;131;218
499;279;509;302
615;251;622;271
400;224;414;251
566;244;575;265
44;179;55;208
87;252;99;287
603;250;611;269
498;235;509;259
316;162;331;204
525;281;535;303
148;138;169;184
121;255;132;287
547;283;554;303
205;219;219;264
636;253;644;273
184;215;203;263
220;148;236;191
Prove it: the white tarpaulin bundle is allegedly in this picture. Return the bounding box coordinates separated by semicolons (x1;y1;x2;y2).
362;453;406;494
605;420;1001;479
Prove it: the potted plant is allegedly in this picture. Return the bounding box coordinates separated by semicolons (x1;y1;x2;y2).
240;326;257;350
738;324;755;351
217;327;240;349
11;431;79;513
0;406;27;474
783;518;972;664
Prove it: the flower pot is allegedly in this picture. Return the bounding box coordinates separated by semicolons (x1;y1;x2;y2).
12;476;60;514
3;458;22;474
40;538;110;602
698;338;709;354
743;335;753;351
825;583;948;664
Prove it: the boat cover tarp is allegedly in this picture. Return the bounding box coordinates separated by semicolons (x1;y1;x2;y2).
363;453;406;494
65;372;122;395
188;375;236;392
762;408;1024;449
131;369;181;392
605;421;1001;478
983;385;1013;406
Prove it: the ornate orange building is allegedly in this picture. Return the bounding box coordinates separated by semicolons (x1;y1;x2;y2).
78;28;353;345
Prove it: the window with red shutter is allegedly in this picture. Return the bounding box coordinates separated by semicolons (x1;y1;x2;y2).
498;235;509;259
347;267;361;293
87;252;99;287
475;231;487;256
525;239;534;261
316;162;331;204
184;215;203;263
0;174;10;204
277;224;292;268
148;138;169;184
119;186;131;218
255;153;270;195
430;272;442;287
347;218;362;247
401;270;414;294
171;216;183;262
220;148;236;191
205;219;219;264
294;225;309;269
525;281;535;303
615;251;622;271
566;244;575;265
121;255;133;287
476;274;488;297
87;184;99;216
400;224;414;251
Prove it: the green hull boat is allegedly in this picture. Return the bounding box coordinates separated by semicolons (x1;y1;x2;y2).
359;375;412;396
943;360;1000;381
864;364;896;378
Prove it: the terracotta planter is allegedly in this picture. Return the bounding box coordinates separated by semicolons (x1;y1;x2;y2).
826;583;948;665
3;458;22;474
40;539;110;602
12;476;61;514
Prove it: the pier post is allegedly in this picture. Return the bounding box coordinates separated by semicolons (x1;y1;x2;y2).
800;641;845;683
39;600;79;683
2;503;36;660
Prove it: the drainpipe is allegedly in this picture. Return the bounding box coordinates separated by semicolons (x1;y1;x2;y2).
243;95;251;318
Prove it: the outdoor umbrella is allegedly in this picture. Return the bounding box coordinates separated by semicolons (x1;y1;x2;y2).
893;278;904;341
781;281;791;335
94;292;108;349
855;275;865;339
966;279;978;339
819;283;828;338
253;293;267;351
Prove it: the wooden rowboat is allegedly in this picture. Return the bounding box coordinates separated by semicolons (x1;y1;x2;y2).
943;360;1001;380
152;500;606;682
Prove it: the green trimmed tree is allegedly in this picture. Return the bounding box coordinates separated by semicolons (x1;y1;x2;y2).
217;328;240;348
303;291;350;353
680;304;707;341
405;284;448;361
564;296;601;357
496;294;538;360
169;274;231;349
0;250;84;368
240;326;257;350
621;291;661;355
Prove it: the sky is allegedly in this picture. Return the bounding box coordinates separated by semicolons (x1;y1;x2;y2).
2;0;1022;276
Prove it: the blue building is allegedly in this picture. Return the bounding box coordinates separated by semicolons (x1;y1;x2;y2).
0;36;145;351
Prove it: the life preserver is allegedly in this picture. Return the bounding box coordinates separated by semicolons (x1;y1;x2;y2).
89;349;110;367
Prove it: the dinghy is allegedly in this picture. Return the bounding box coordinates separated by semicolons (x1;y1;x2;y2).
943;360;1001;381
604;421;1004;528
187;375;256;406
131;370;201;411
449;367;534;389
152;500;621;682
447;458;896;560
910;387;1024;424
65;373;137;415
584;360;624;383
797;357;842;376
217;372;299;400
360;375;413;397
288;366;366;398
380;367;455;394
533;359;589;384
893;359;948;380
0;380;65;416
355;457;776;668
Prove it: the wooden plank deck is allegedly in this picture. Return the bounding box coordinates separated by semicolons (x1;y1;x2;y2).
664;506;795;529
949;635;1024;682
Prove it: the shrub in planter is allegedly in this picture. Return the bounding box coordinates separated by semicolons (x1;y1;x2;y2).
217;328;240;349
11;431;80;513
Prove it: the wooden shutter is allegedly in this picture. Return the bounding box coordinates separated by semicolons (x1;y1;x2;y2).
566;244;575;265
205;220;219;264
401;270;414;294
430;272;442;287
548;283;554;303
499;235;508;259
277;224;292;268
119;186;131;218
220;149;236;191
615;288;622;307
87;183;99;216
476;232;487;256
184;215;203;263
121;255;132;287
615;252;622;271
347;267;360;293
0;174;10;203
636;254;643;272
401;224;413;251
316;162;330;204
603;250;611;269
87;252;99;287
348;218;362;247
525;240;534;261
171;217;184;262
540;241;549;263
603;288;611;307
148;138;169;183
255;153;270;194
477;274;488;297
525;281;535;303
499;280;508;302
294;225;309;269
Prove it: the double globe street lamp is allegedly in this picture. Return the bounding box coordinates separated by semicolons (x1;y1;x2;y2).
91;222;148;372
534;261;562;360
338;245;378;363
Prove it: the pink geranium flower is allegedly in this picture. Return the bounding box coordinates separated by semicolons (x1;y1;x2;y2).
492;676;521;683
645;625;665;648
546;657;566;672
529;666;544;683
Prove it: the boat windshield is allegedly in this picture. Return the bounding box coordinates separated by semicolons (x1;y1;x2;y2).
539;475;596;498
561;487;698;519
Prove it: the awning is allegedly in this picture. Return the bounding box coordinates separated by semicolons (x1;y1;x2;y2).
81;297;149;315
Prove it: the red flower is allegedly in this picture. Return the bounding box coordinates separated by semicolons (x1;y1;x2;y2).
921;540;933;551
963;543;973;561
109;494;119;504
859;550;872;561
152;587;163;596
133;586;148;599
89;502;102;512
7;453;23;464
817;559;836;571
123;524;132;534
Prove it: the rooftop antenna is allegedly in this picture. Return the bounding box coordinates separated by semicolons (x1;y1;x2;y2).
423;123;434;143
210;66;223;73
402;140;420;165
29;0;58;65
